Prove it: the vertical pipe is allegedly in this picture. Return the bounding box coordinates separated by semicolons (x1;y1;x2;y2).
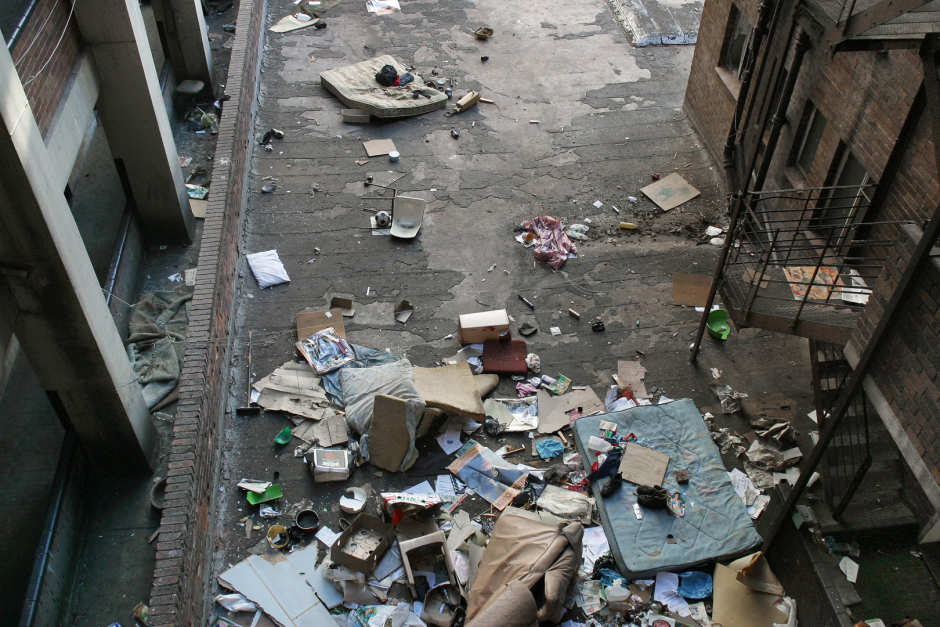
752;31;811;196
723;0;776;191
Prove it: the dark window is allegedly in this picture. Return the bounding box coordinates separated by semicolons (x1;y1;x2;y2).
796;102;827;176
723;8;752;77
2;0;36;48
814;146;873;249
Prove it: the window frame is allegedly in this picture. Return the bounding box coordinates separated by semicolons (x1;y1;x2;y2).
722;7;753;79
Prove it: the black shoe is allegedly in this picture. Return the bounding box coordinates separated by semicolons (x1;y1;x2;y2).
601;473;623;498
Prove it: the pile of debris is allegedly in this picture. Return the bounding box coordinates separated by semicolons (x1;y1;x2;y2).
199;282;806;627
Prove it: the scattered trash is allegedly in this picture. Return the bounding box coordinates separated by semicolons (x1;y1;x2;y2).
521;216;577;270
593;200;604;208
474;26;493;40
592;320;605;332
186;183;209;199
261;181;276;193
620;222;638;229
481;55;489;62
566;224;589;240
454;90;481;113
628;196;638;203
550;326;561;335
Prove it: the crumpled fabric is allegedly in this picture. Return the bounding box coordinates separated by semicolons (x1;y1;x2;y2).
125;289;192;409
339;358;426;472
521;216;577;270
320;344;404;405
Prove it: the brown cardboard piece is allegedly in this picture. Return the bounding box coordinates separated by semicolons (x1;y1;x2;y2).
394;300;415;323
296;308;346;341
310;448;352;482
712;552;788;627
293;413;349;447
672;273;712;306
640;173;700;211
413;362;485;418
331;514;394;575
474;374;499;398
537;387;605;434
363;139;397;157
329;297;356;317
618;442;670;487
368;395;411;472
618;361;650;398
189;198;208;219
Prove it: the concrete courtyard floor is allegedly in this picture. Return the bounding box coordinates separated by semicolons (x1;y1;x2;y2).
211;0;818;620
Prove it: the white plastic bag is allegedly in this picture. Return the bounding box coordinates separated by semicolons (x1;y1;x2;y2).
246;250;291;288
215;593;256;612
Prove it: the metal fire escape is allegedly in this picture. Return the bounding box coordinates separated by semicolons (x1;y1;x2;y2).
687;0;940;544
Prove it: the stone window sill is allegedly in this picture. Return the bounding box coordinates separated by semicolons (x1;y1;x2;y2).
715;66;742;101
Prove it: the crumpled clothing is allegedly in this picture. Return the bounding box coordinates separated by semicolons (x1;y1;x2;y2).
536;439;565;459
586;449;623;483
522;216;577;270
517;383;538;397
125;289;192;409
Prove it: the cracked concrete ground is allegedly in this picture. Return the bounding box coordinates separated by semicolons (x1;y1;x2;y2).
211;0;818;619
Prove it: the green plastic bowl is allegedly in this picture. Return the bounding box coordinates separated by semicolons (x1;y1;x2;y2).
246;483;282;505
274;426;292;445
707;309;731;340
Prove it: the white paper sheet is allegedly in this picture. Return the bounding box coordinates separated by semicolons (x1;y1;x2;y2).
654;571;690;616
839;556;859;583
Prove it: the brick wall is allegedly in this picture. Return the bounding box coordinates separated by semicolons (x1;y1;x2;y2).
10;0;82;137
146;0;267;623
853;225;940;487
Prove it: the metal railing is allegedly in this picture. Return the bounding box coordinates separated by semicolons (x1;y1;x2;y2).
717;185;912;343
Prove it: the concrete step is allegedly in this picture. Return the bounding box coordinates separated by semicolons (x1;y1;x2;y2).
606;0;702;46
813;489;918;534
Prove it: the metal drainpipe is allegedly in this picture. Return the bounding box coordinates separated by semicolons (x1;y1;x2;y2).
751;30;811;195
5;0;41;50
17;431;77;627
723;0;776;192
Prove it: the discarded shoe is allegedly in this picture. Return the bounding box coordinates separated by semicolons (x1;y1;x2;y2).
636;484;669;509
601;473;623;498
519;322;538;336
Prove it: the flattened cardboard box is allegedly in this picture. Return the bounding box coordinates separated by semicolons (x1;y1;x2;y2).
331;514;394;574
458;309;510;344
296;308;346;341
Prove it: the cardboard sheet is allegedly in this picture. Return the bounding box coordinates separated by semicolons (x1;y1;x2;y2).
413;362;485;418
618;361;650;399
712;553;788;627
296;308;346;341
618;442;669;487
218;546;334;627
537;387;605;434
640;173;700;211
672;273;712;306
363;139;397;157
292;413;349;447
368;395;411;472
329;297;355;317
254;361;332;420
189;198;208;219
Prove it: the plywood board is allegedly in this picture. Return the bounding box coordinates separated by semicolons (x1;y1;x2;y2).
641;173;700;211
413;362;485;418
672;273;712;306
618;442;669;487
618;361;650;399
368;395;410;472
537;387;605;434
296;308;346;341
363;139;397;157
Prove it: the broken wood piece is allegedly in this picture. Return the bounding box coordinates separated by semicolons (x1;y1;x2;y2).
479;97;494;104
454;91;480;113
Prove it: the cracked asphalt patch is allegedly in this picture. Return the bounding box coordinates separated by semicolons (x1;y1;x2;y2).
211;0;817;600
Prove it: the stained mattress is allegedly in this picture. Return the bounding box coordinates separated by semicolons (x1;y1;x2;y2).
572;399;762;578
320;55;447;118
